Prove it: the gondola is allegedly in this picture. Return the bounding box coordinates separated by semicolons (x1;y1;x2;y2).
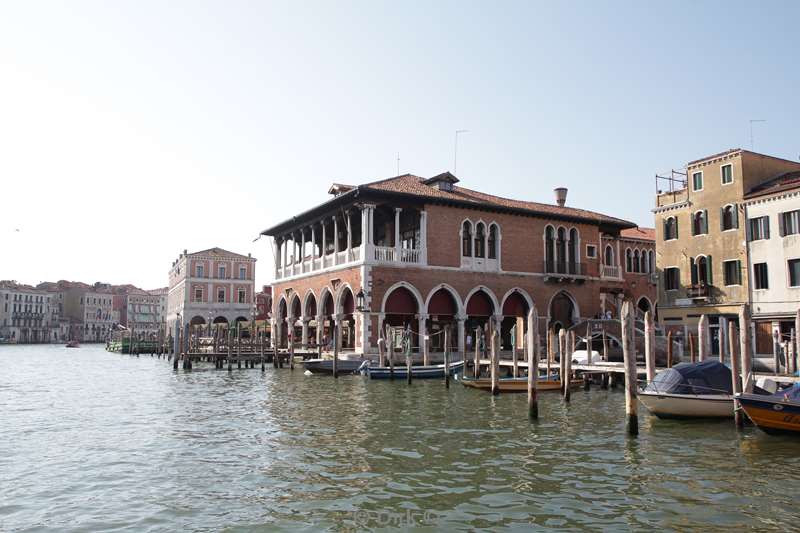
460;375;583;393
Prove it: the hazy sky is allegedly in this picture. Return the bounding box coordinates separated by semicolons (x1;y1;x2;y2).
2;1;798;290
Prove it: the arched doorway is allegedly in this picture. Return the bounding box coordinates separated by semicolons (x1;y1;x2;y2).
426;287;459;353
276;299;287;348
383;285;419;350
501;290;530;351
338;287;355;351
465;288;497;351
305;292;318;348
189;315;206;336
290;296;302;346
637;296;652;315
213;315;229;340
549;291;577;332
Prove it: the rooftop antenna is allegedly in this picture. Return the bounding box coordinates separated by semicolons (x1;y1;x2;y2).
396;152;400;176
749;119;766;150
454;129;469;174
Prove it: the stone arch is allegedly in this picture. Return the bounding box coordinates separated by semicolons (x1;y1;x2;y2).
637;296;653;315
425;284;462;353
500;287;533;351
424;284;464;317
303;290;317;318
319;286;335;316
381;281;425;315
464;286;500;316
500;287;533;315
289;293;302;319
189;315;206;326
548;290;580;331
336;285;356;350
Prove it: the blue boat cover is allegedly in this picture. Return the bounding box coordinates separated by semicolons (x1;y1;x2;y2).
644;360;732;395
768;383;800;401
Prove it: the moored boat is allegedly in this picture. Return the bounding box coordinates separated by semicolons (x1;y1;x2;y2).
638;360;735;419
65;340;80;348
737;384;800;435
461;376;583;393
365;360;464;379
303;357;368;375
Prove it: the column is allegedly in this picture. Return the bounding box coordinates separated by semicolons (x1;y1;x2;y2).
301;318;309;349
418;313;428;365
315;314;324;348
300;229;306;272
719;317;728;361
456;314;466;360
282;237;288;277
273;238;281;279
322;222;327;266
333;313;343;352
286;316;294;350
357;310;369;353
394;208;402;261
361;205;373;263
271;317;278;349
420;209;428;265
333;216;339;265
311;225;317;270
345;211;353;262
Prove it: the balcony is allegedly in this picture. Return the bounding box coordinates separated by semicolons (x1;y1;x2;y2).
544;260;583;276
374;246;396;262
687;283;710;299
600;264;621;279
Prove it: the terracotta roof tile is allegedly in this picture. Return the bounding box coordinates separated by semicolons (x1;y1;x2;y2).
620;227;655;241
745;170;800;199
190;247;253;260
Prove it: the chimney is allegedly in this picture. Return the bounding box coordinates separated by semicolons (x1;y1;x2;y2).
554;187;568;207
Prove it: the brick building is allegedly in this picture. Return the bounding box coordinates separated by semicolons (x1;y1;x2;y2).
261;172;655;355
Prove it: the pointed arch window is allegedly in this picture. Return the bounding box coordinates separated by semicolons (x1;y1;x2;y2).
626;248;633;273
488;224;498;259
664;216;678;240
474;222;486;258
604;245;614;266
545;226;555;271
556;227;567;272
633;250;641;273
462;221;472;257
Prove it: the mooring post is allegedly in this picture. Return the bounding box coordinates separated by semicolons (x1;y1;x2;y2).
227;330;233;372
405;329;412;386
644;311;655;384
547;329;554;381
378;332;385;367
527;306;539;419
791;328;797;376
490;329;499;395
558;329;566;392
718;317;727;364
474;327;480;379
260;333;265;372
689;332;696;363
585;322;592;366
443;327;450;389
563;331;572;402
423;329;429;367
602;328;608;362
729;322;743;427
511;334;518;378
332;320;339;379
621;301;638;436
666;331;673;369
698;314;709;362
772;330;780;376
289;329;295;371
795;308;800;372
237;330;242;369
388;329;395;380
739;304;753;393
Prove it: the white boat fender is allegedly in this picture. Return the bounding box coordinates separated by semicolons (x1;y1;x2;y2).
304;370;313;376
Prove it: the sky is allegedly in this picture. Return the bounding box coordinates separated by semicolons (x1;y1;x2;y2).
1;1;799;290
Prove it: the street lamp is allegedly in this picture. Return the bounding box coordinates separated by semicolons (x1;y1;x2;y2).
355;289;368;313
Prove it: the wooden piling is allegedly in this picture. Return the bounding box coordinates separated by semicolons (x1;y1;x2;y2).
490;329;499;395
227;332;232;372
729;322;743;427
689;332;696;363
585;322;592;366
511;330;518;378
791;328;797;376
443;327;450;389
332;324;339;379
474;327;480;379
289;328;295;371
666;331;673;368
739;304;753;393
772;331;780;376
260;333;265;372
388;328;395;380
718;318;727;364
406;331;412;386
378;330;385;367
563;331;572;402
644;311;655;384
698;314;709;362
558;329;566;393
621;301;638;436
423;330;430;367
602;328;609;362
527;306;539;420
547;329;554;380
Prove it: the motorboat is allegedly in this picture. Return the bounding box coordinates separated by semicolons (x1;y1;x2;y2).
303;357;368;375
65;340;80;348
638;360;735;419
365;360;464;379
737;384;800;435
461;375;583;393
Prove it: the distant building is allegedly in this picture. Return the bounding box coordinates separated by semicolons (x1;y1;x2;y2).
743;171;800;356
0;280;61;343
116;287;168;338
167;247;257;333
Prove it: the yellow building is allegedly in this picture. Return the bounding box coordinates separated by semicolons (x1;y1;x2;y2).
653;149;800;354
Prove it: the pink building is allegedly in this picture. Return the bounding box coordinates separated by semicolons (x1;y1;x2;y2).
167;247;257;333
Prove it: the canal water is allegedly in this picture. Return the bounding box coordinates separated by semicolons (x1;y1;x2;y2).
2;344;799;532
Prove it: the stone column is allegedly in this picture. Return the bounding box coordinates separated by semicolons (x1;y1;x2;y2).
300;229;306;271
333;313;343;352
311;225;317;270
286;316;294;350
357;311;370;353
333;216;339;265
361;204;373;263
394;208;402;261
301;318;309;349
418;313;429;365
282;236;288;277
420;209;428;265
346;211;353;262
315;314;324;348
322;222;327;266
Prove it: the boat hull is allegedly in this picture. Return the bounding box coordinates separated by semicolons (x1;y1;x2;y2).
303;358;366;375
737;393;800;435
461;377;582;393
367;361;464;379
638;391;733;419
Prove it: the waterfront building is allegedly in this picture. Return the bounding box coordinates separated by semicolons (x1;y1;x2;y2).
0;281;61;343
166;247;257;334
261;172;655;355
115;287;168;338
742;171;800;356
653;149;800;354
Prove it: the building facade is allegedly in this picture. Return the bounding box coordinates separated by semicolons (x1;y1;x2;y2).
0;281;61;343
118;288;168;338
653;149;800;355
167;247;257;333
262;172;655;355
743;171;800;356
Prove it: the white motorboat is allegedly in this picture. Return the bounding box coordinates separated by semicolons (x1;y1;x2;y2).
638;360;735;419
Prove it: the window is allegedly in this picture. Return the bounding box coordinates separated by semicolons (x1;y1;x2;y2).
749;216;770;241
691;255;711;285
217;288;226;303
239;266;247;279
780;210;800;236
604;245;614;265
721;164;733;185
586;244;597;259
720;204;738;231
664;216;678;240
723;260;741;286
692;171;703;191
753;262;769;290
488;224;498;259
692;210;708;235
237;288;246;303
545;226;555;268
664;267;680;291
633;250;640;273
626;249;633;272
789;259;800;287
462;221;472;257
218;265;226;278
474;222;486;258
196;265;204;277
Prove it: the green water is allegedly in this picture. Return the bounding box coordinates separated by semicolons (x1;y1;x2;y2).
1;344;798;531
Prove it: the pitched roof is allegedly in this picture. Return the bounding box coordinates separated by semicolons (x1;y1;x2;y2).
745;170;800;199
359;174;635;227
620;227;655;241
189;247;253;260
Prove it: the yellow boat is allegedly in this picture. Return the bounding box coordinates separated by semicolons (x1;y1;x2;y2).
461;376;583;393
737;384;800;435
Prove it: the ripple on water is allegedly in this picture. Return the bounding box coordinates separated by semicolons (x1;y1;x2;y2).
1;345;800;532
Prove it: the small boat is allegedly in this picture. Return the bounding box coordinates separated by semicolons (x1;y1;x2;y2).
365;360;464;379
65;340;80;348
461;376;583;393
303;357;368;375
638;360;735;419
737;384;800;435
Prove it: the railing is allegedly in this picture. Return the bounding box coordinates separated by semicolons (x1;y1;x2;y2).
543;260;583;276
400;248;421;263
336;251;347;264
648;273;658;284
601;264;620;278
374;246;396;262
687;283;710;298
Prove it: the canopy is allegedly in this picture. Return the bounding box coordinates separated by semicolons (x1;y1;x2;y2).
644;360;732;395
768;383;800;402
